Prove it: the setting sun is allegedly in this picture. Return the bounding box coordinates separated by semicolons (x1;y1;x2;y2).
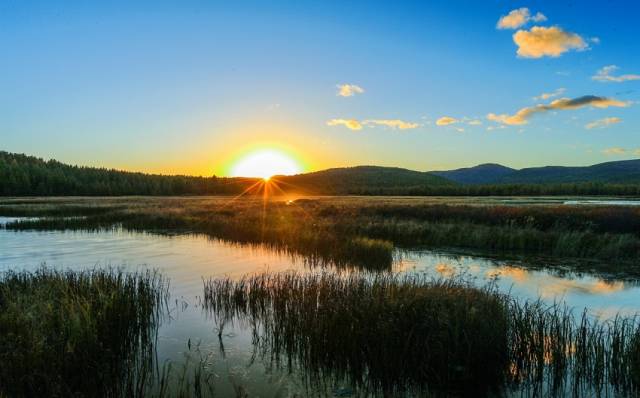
230;149;302;179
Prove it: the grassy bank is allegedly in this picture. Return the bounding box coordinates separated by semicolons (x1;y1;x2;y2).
0;268;169;397
2;197;640;268
204;272;640;397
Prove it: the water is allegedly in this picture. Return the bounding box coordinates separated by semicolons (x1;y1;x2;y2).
2;217;640;395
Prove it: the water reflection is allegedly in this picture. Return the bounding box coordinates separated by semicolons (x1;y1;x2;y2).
399;251;640;318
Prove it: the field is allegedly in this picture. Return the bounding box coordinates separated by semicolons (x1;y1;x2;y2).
2;196;640;269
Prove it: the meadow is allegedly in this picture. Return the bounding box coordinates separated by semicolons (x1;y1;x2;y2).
2;196;640;269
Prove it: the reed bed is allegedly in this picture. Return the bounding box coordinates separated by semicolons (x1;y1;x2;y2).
203;272;640;397
0;267;169;397
3;197;640;267
204;272;510;396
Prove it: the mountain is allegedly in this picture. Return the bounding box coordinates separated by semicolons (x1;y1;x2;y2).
430;159;640;185
430;163;516;184
2;150;639;197
277;166;454;194
498;160;640;184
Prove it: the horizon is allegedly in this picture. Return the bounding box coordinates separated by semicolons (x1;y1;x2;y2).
2;1;639;177
4;149;640;178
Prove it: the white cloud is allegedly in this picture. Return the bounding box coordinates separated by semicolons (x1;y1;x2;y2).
533;88;566;101
363;119;419;129
585;117;622;129
592;65;640;83
467;119;483;126
487;95;630;126
326;119;363;130
497;8;547;30
336;84;365;97
513;26;587;58
327;118;419;131
436;116;458;126
603;147;626;155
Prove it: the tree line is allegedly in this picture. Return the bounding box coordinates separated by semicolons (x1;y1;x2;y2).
0;151;251;196
2;151;640;196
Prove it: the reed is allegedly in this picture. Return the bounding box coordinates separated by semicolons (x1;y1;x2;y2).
203;272;640;397
4;197;640;268
204;272;510;396
0;267;169;397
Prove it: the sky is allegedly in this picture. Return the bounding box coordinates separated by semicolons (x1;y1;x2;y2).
1;0;639;176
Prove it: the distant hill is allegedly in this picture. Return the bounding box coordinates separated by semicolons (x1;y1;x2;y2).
2;150;640;196
430;163;515;184
0;152;452;196
498;160;640;184
430;159;640;185
278;166;454;194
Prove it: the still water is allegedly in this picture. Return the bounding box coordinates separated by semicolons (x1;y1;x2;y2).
1;217;639;395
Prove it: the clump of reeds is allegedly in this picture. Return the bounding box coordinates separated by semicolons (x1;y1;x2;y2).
203;272;511;396
203;272;640;397
506;301;640;397
0;267;169;397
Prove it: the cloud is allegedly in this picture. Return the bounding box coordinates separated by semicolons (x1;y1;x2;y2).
436;116;458;126
336;84;364;97
327;118;419;131
326;119;363;130
364;119;419;129
513;26;587;58
487;95;630;126
592;65;640;83
467;119;483;126
533;88;565;101
603;147;626;155
497;8;547;30
585;117;622;129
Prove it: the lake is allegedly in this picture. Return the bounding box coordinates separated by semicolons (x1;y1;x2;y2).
2;216;639;395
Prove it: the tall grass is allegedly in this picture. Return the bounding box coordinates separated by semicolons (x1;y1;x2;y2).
203;272;640;397
0;267;169;397
3;197;640;265
204;272;510;396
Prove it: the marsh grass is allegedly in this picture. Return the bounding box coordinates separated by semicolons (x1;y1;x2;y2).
204;272;510;396
3;197;640;267
203;272;640;397
0;267;169;397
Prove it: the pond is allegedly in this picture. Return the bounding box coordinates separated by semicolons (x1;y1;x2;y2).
1;217;639;396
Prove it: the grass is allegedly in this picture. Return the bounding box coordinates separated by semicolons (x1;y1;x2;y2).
203;271;640;397
204;272;510;396
3;196;640;269
0;267;169;397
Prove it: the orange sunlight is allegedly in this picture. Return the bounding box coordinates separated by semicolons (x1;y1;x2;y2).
229;149;302;179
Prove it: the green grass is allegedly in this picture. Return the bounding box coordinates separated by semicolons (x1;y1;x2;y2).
203;271;640;397
3;197;640;268
0;267;169;397
204;272;511;396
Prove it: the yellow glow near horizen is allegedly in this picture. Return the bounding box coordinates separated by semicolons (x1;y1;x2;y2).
230;149;302;179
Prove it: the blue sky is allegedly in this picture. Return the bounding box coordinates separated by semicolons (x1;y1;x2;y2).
1;1;639;175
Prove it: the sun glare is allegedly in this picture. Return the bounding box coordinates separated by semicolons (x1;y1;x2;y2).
230;149;302;179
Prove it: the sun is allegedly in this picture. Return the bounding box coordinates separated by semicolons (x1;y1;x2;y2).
230;149;302;180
